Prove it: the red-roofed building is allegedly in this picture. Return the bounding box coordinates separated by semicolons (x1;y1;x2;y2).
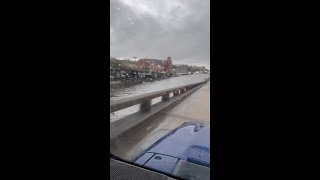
136;57;173;73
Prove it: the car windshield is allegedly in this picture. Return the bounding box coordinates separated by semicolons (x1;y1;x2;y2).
110;0;210;179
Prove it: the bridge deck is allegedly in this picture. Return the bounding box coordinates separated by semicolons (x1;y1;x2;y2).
110;81;210;160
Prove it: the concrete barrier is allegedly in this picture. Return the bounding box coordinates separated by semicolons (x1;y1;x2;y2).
110;80;208;140
110;81;206;113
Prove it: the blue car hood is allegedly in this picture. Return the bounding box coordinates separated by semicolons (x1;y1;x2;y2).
146;122;209;160
134;122;210;168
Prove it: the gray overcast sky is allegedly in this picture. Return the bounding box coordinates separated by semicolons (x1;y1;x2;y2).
110;0;210;69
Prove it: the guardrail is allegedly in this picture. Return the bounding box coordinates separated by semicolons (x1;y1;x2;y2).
110;78;209;113
110;78;209;140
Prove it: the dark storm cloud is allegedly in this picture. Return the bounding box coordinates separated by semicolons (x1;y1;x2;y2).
110;0;210;69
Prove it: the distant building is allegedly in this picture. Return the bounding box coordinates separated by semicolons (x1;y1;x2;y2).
163;57;172;72
136;57;173;72
111;57;208;75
